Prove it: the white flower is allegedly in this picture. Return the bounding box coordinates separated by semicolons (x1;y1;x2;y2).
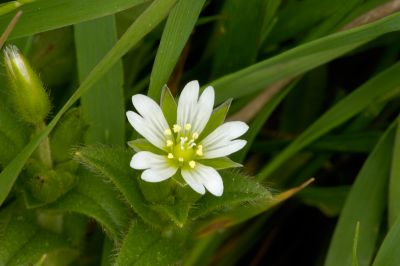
126;80;248;196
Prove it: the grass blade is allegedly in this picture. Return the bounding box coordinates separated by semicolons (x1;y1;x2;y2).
0;0;150;39
75;15;125;145
325;123;395;266
210;12;400;103
148;0;206;100
257;61;400;181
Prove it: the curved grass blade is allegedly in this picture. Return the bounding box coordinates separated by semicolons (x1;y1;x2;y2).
258;61;400;181
0;0;150;40
325;123;396;266
148;0;206;100
210;12;400;103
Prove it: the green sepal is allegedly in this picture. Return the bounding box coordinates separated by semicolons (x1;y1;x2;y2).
50;107;86;163
200;98;232;140
160;85;177;127
127;138;165;154
198;157;242;170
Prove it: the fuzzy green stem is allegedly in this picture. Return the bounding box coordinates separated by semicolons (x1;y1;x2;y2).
35;121;53;169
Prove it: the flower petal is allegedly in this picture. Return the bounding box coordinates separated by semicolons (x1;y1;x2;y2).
126;111;165;149
130;151;177;182
202;121;249;146
203;139;247;159
182;163;223;196
132;94;170;137
142;167;177;182
177;80;199;127
192;86;215;134
181;169;206;195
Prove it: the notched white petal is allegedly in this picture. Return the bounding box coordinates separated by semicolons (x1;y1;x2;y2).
142;167;177;182
130;151;177;182
126;111;165;149
203;139;247;159
192;86;215;134
186;163;223;196
177;80;200;126
181;169;206;195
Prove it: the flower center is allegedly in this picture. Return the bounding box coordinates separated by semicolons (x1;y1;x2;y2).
164;123;203;168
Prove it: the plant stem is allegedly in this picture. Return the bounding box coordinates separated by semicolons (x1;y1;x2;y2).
35;121;53;169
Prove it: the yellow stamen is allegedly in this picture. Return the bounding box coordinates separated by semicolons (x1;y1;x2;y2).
185;123;191;130
189;160;196;168
178;157;184;162
164;128;172;135
192;132;199;139
166;140;173;147
196;145;203;156
167;153;174;159
173;124;181;133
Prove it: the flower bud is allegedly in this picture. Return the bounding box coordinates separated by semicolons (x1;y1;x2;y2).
3;45;50;124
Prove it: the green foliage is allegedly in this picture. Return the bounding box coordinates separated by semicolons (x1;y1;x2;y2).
2;0;400;264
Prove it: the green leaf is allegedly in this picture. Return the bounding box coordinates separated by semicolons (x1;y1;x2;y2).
0;0;177;207
160;85;177;127
210;0;266;78
0;0;150;40
49;170;129;241
210;12;400;103
198;157;242;170
196;179;312;236
325;123;395;266
75;15;125;145
258;61;400;181
191;171;271;219
0;203;68;265
353;222;360;266
74;145;164;229
372;215;400;266
389;116;400;226
114;220;183;266
148;0;206;100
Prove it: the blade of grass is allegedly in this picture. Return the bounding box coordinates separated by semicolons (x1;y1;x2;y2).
372;215;400;266
389;115;400;226
352;221;360;266
0;10;21;48
209;12;400;104
257;61;400;181
325;122;396;266
147;0;206;100
0;0;150;40
0;0;177;206
75;15;125;145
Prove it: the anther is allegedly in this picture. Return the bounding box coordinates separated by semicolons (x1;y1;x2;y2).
196;145;203;156
167;153;174;159
189;160;196;168
166;140;173;147
185;123;191;130
192;132;199;139
178;157;184;162
173;124;181;133
164;128;172;136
